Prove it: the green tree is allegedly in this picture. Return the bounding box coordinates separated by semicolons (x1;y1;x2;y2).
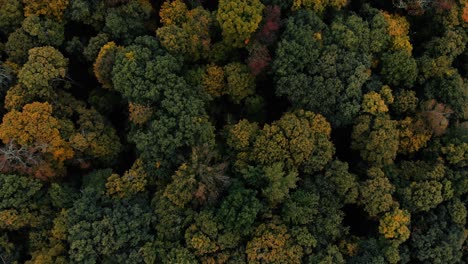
273;11;373;126
5;16;64;64
359;176;396;217
0;0;23;34
103;0;153;44
380;50;418;88
66;189;152;263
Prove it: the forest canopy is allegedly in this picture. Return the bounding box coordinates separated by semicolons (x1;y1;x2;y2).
0;0;467;263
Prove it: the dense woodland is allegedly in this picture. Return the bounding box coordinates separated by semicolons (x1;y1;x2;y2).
0;0;467;263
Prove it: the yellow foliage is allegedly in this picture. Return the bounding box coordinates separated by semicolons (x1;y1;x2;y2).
159;0;188;26
379;208;411;242
23;0;69;21
292;0;347;12
202;64;225;98
246;223;303;263
106;159;148;198
382;12;412;54
94;42;121;89
362;92;389;115
398;117;432;155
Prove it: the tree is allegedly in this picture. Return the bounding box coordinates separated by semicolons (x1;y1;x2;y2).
351;114;400;167
246;222;303;263
157;6;212;61
112;36;178;104
23;0;69;21
291;0;347;13
408;204;466;263
216;0;265;48
112;36;216;170
94;41;121;89
66;189;152;263
202;64;225;98
397;116;432;155
391;89;418;115
423;72;467;119
0;102;74;179
164;145;229;207
15;46;68;104
216;186;263;236
159;0;188;26
0;0;23;34
68;105;122;165
83;33;110;63
253;110;335;173
388;160;452;213
103;0;153;44
128;102;153;125
67;0;106;30
273;11;373;126
359;175;396;217
0;174;44;230
223;62;256;103
378;208;411;243
5;16;65;64
382;12;413;53
106;159;147;198
380;50;418;88
261;162;298;206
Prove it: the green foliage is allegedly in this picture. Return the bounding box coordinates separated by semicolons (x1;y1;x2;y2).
216;187;263;235
380;50;418;88
103;0;152;43
252;110;334;173
408;204;466;263
17;46;68;101
0;1;466;263
5;16;64;64
66;189;152;263
261;162;298;206
223;62;256;103
352;114;400;167
84;33;110;62
0;0;23;34
273;11;373;126
359;176;396;217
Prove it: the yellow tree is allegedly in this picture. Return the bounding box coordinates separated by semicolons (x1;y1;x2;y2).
216;0;265;48
246;222;303;263
106;159;148;198
379;208;411;243
382;12;412;54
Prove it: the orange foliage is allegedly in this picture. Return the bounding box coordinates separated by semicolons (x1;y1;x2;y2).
463;3;468;22
383;12;413;53
0;102;74;179
23;0;69;21
129;103;153;125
